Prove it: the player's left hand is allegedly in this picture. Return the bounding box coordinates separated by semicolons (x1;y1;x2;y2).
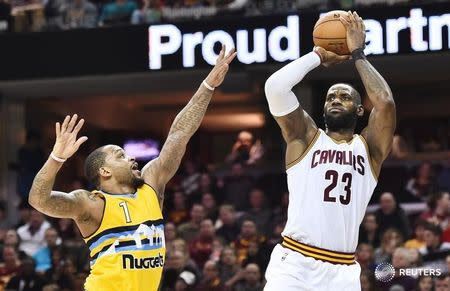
314;46;350;67
339;11;366;53
205;44;237;88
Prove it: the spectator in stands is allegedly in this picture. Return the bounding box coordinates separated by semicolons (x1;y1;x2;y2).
178;204;205;243
201;192;218;222
165;222;178;246
216;205;240;244
419;223;450;270
189;219;215;269
17;209;51;257
380;247;417;291
225;131;263;166
234;263;263;291
170;238;199;274
417;275;434;291
0;247;20;289
374;228;404;264
210;237;225;263
168;191;190;225
99;0;137;25
360;269;377;291
63;0;97;29
358;213;381;248
404;162;436;202
241;188;271;236
271;192;288;226
375;192;411;239
162;249;198;290
196;173;218;202
6;256;46;290
15;201;31;228
52;256;78;290
16;130;45;202
447;254;450;274
404;219;427;250
241;239;270;273
420;191;450;230
56;218;77;242
175;269;197;290
180;161;201;197
33;228;59;273
195;260;227;291
231;220;266;264
355;243;375;271
266;223;283;248
2;229;19;249
434;274;450;291
222;163;253;210
218;246;241;288
131;0;161;24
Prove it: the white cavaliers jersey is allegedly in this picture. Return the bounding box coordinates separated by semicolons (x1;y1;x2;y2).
282;128;377;253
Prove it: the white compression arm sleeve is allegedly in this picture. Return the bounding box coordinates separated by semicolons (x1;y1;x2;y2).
264;51;321;117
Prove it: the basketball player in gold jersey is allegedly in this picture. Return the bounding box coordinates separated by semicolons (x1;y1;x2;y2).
28;45;236;291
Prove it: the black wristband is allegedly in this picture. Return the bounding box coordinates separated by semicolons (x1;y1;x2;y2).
351;48;366;61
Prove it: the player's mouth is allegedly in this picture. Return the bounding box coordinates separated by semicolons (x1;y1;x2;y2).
329;107;344;113
131;162;140;176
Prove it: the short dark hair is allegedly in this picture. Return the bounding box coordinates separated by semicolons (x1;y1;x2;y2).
84;147;107;188
423;223;442;237
330;83;362;105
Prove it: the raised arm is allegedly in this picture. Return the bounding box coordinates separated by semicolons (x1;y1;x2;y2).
142;45;236;208
28;114;90;219
341;12;396;176
264;48;349;167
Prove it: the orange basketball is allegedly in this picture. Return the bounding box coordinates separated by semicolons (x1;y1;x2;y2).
313;10;350;55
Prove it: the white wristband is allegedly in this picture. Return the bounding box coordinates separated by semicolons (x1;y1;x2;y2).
202;80;215;91
50;152;66;163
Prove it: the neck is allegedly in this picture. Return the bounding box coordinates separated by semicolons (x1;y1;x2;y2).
325;128;355;142
100;182;136;194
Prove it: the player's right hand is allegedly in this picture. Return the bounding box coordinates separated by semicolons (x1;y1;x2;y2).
205;44;237;88
52;114;88;159
314;46;350;67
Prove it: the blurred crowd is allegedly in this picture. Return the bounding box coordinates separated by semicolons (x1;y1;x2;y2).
0;128;449;291
0;0;447;32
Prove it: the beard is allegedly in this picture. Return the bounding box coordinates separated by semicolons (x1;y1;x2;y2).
131;176;145;189
324;109;358;132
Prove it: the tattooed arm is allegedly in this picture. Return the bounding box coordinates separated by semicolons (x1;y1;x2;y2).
142;45;236;209
341;12;396;176
28;114;90;219
29;158;90;218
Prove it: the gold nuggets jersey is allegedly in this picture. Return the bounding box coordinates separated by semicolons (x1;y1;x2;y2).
282;129;377;253
84;184;165;291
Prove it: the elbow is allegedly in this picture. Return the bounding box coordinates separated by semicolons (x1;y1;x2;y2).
28;194;37;209
264;74;285;100
376;92;395;109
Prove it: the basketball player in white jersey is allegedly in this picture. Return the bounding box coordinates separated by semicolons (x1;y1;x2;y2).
263;12;395;291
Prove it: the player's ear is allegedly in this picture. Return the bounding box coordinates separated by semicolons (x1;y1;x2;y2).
356;104;364;117
99;167;112;178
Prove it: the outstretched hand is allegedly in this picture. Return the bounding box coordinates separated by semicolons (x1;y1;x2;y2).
205;44;237;88
340;11;366;53
52;114;88;160
314;46;350;67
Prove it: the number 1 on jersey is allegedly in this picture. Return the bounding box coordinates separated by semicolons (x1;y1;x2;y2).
119;201;132;223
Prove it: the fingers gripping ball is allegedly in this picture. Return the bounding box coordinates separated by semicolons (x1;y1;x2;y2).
313;10;349;55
